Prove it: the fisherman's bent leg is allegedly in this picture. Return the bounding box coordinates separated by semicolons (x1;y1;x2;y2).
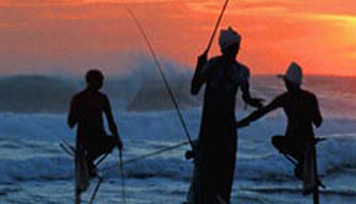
291;145;305;180
272;135;304;179
272;136;303;160
272;135;289;154
85;136;116;176
87;136;116;161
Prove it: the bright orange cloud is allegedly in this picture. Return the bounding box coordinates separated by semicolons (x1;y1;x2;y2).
0;0;355;76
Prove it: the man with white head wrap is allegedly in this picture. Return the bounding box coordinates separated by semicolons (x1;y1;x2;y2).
188;27;264;204
219;26;241;52
236;62;323;195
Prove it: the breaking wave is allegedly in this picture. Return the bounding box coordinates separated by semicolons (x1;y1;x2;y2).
0;112;356;185
0;56;198;113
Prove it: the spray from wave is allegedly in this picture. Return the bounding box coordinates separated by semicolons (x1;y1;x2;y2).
1;55;356;118
0;55;197;113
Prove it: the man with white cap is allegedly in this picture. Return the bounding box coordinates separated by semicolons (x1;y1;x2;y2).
236;62;323;185
189;27;264;204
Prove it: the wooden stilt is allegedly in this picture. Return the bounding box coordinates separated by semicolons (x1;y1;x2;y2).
312;139;320;204
313;188;319;204
119;150;127;204
89;177;104;204
75;189;81;204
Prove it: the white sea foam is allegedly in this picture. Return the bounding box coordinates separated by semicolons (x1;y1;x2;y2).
0;110;355;185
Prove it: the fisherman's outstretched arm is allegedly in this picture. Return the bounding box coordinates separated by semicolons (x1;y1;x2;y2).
236;96;282;128
241;79;264;109
103;96;123;149
68;97;78;128
191;52;209;95
312;95;323;128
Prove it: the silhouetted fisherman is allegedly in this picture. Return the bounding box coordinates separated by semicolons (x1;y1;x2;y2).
189;27;263;204
236;62;323;192
68;70;123;192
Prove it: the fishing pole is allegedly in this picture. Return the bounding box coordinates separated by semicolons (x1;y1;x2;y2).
95;140;189;175
119;149;127;204
125;0;232;148
124;140;189;164
126;8;194;148
61;139;189;168
86;140;189;203
205;0;231;54
60;139;189;203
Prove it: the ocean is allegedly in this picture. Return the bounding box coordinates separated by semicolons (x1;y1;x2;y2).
0;72;356;204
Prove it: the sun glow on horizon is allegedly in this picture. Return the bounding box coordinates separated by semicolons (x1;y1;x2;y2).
0;0;355;76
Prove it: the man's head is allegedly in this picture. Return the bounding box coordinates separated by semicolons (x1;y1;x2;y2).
278;62;303;91
219;26;241;61
86;69;104;90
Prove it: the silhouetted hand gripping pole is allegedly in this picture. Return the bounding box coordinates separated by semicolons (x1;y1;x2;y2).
192;0;231;90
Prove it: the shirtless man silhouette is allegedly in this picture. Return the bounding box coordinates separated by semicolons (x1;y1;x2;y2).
68;69;123;176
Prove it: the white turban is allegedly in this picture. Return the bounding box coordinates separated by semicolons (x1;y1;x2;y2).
219;26;241;51
278;62;303;85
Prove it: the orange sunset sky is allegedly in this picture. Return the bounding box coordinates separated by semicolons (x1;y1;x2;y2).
0;0;356;76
